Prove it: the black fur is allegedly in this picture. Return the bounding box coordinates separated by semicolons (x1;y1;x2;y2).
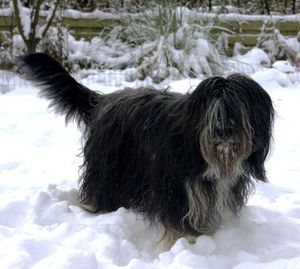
17;53;274;239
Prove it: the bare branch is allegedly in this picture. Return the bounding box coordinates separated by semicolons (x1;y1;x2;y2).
41;0;61;39
29;0;43;41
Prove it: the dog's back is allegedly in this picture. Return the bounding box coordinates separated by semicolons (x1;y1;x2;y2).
17;53;100;126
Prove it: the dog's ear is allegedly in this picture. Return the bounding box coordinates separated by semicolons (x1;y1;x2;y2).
227;74;275;182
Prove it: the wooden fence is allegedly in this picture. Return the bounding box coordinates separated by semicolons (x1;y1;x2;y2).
1;13;300;46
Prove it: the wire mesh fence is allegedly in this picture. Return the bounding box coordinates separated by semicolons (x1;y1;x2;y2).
3;59;296;92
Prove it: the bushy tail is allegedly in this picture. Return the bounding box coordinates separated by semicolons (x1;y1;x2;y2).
16;53;100;125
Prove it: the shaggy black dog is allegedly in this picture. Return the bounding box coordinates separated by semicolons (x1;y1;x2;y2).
17;53;274;241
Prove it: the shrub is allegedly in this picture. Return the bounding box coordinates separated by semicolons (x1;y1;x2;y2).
88;2;229;83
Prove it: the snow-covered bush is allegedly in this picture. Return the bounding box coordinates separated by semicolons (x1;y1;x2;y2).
86;3;228;83
38;25;69;68
0;32;13;69
257;21;300;65
231;47;271;74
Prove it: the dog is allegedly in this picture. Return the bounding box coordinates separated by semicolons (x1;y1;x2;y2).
17;53;274;242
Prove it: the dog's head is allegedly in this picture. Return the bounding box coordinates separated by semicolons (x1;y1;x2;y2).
188;74;274;182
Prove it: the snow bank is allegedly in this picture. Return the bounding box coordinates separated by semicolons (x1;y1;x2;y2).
0;8;12;16
63;9;120;20
0;68;300;268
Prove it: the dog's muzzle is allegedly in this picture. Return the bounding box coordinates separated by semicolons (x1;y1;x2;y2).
214;141;240;164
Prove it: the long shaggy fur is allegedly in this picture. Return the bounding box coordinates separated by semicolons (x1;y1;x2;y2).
17;53;274;240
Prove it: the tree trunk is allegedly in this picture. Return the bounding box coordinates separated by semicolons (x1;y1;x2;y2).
292;0;296;14
26;38;39;54
208;0;212;11
264;0;270;15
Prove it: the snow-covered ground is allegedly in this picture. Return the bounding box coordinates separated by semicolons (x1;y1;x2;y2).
1;65;300;269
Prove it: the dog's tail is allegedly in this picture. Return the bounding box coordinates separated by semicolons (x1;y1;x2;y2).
16;53;100;126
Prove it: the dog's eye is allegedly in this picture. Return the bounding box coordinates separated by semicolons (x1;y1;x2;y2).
216;117;235;129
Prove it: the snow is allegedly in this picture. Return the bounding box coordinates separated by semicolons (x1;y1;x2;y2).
272;60;295;73
0;8;12;16
193;12;300;22
230;48;271;74
17;1;31;39
1;64;300;269
62;9;120;20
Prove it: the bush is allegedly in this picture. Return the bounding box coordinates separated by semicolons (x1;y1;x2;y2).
0;32;13;69
87;2;229;83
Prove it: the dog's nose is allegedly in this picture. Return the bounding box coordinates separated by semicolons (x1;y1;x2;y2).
216;128;232;140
